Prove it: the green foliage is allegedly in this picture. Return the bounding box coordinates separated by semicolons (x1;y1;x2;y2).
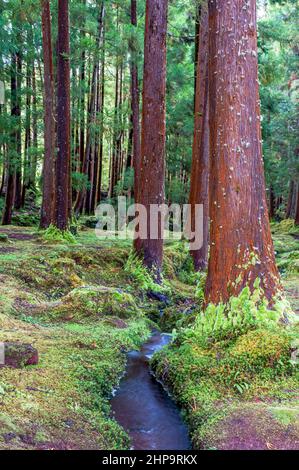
0;233;8;243
181;283;293;348
124;251;171;294
151;303;299;448
12;211;40;227
259;2;299;216
42;225;77;244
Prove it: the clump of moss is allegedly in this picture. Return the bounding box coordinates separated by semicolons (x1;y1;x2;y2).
39;286;140;322
272;219;299;235
277;251;299;275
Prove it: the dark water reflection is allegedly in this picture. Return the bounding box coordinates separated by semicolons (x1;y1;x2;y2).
111;331;191;450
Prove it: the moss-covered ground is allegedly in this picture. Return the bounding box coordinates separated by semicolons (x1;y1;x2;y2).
0;226;154;449
0;220;298;450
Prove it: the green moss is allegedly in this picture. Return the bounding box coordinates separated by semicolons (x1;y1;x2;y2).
0;233;8;243
40;286;140;322
272;219;299;235
271;406;299;426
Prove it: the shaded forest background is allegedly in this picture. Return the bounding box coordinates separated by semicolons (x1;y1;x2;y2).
0;0;298;224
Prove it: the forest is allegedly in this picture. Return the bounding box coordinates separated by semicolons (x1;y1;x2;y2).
0;0;298;454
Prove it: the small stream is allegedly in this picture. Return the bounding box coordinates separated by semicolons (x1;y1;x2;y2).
111;331;191;450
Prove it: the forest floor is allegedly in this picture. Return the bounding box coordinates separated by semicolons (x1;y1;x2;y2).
0;220;298;450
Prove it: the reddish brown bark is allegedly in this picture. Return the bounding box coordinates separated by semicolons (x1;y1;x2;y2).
2;53;18;225
130;0;141;204
40;0;56;229
205;0;280;305
189;3;209;271
96;35;105;205
55;0;71;230
268;185;275;220
286;180;295;219
134;0;168;276
21;53;32;208
295;184;299;225
14;48;22;210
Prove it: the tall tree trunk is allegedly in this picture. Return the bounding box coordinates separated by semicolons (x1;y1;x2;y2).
21;52;32;207
55;0;71;230
40;0;56;229
109;57;119;198
268;185;275;220
205;0;280;305
134;0;168;277
14;49;22;210
29;63;38;193
286;179;298;220
130;0;141;204
188;2;209;271
96;32;105;205
295;183;299;225
194;2;201;107
2;54;18;225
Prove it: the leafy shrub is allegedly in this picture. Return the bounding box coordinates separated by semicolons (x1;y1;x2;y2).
180;282;294;348
12;212;40;227
0;233;8;243
42;225;77;244
124;251;171;294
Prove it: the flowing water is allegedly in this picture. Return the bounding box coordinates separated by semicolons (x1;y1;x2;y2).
111;331;191;450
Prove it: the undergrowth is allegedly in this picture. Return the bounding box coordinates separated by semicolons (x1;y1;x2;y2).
42;225;77;244
124;251;171;294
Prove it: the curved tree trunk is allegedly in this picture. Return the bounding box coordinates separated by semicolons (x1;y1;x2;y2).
205;0;280;305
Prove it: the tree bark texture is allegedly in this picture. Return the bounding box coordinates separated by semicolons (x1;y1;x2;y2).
205;0;280;304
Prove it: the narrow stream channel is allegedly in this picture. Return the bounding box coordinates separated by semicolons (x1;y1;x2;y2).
111;331;191;450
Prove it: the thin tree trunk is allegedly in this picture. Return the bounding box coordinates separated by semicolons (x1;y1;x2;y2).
134;0;168;277
29;63;38;192
55;0;71;230
205;0;280;305
40;0;56;229
286;179;298;220
21;53;32;207
96;32;105;205
269;185;275;220
295;183;299;225
109;59;119;198
188;2;209;271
